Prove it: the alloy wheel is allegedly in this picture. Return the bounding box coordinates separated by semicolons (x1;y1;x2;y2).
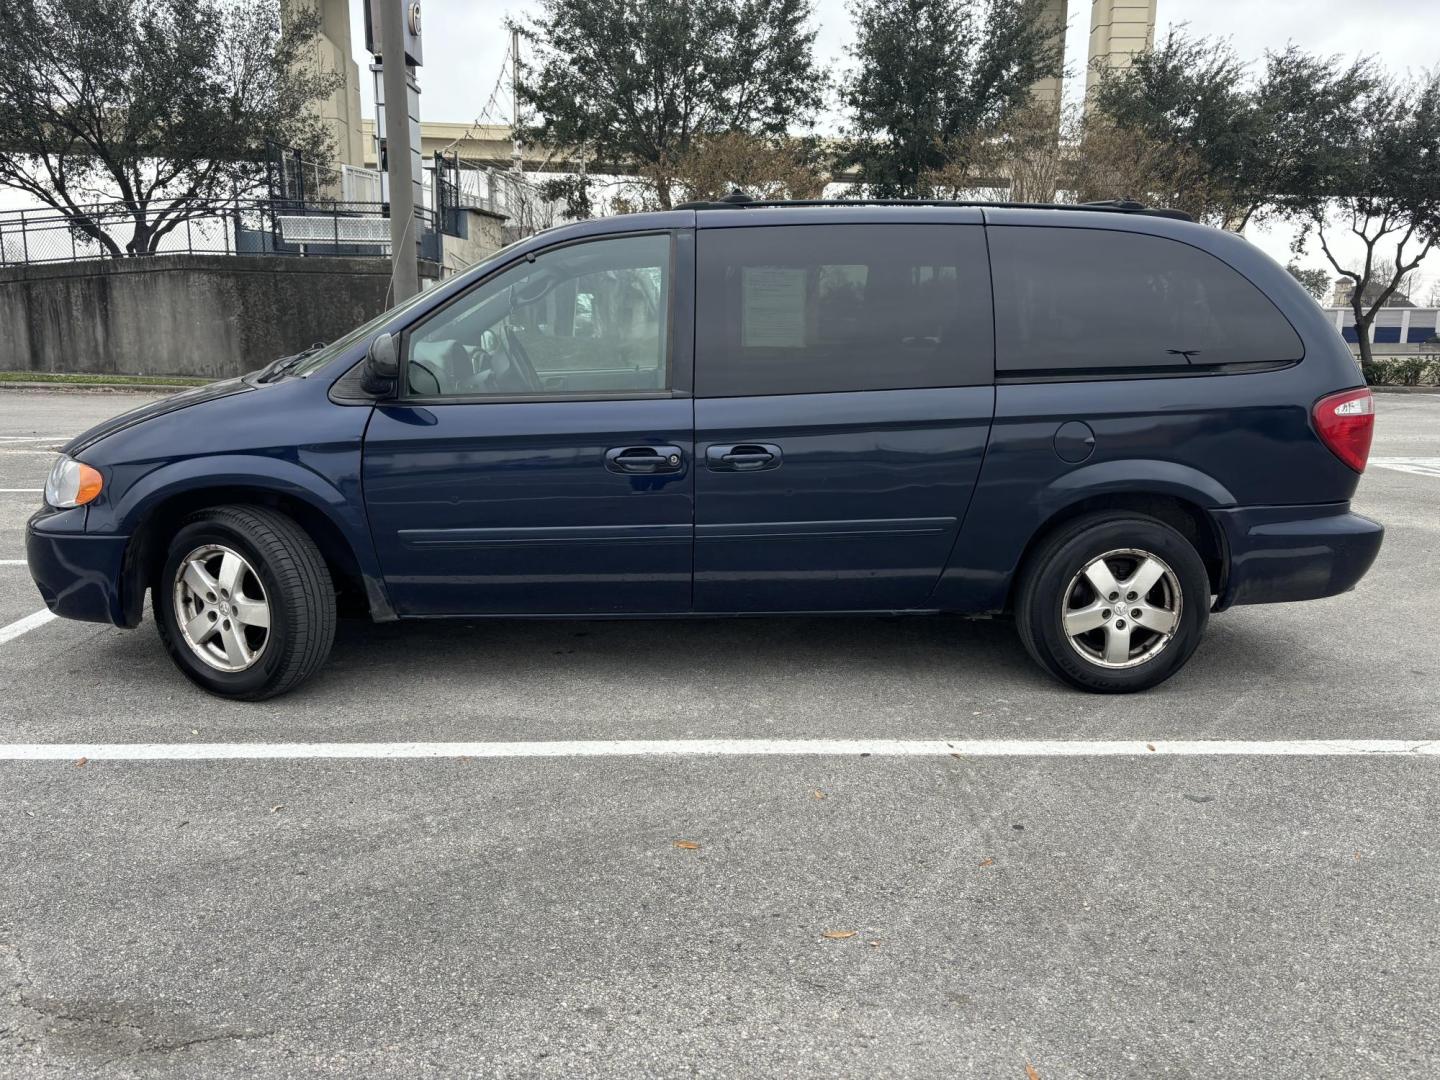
172;543;271;672
1061;548;1182;669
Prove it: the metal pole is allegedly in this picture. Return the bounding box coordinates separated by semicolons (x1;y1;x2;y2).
511;27;523;174
380;0;419;299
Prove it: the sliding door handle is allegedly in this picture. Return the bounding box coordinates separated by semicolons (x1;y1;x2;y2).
705;443;783;472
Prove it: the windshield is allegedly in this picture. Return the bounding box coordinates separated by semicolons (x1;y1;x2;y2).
291;236;537;378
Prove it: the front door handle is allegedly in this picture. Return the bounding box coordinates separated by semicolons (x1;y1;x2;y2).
605;445;684;474
705;443;783;472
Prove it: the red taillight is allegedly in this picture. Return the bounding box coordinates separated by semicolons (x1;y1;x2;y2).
1312;388;1375;473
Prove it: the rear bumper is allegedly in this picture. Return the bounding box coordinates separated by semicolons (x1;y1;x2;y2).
26;510;130;625
1212;503;1383;610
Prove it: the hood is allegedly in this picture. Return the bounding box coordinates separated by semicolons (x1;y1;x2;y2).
64;377;253;456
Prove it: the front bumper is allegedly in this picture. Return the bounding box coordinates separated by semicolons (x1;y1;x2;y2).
26;509;130;625
1211;503;1383;611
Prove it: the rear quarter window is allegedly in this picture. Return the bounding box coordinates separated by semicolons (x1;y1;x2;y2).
696;224;993;396
989;226;1304;375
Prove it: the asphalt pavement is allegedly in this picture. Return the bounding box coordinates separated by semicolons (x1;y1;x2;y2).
1;388;1437;1079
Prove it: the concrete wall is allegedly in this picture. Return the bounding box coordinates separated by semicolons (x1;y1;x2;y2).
439;207;509;278
0;254;425;380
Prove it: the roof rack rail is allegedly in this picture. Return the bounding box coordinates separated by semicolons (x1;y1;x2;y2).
673;189;1194;222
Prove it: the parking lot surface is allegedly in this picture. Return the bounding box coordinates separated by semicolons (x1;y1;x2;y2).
1;389;1437;1078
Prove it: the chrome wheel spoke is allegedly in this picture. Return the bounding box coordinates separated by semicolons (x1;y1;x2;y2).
232;596;269;629
1124;557;1167;600
182;560;216;599
217;551;245;597
1102;622;1132;665
218;621;251;668
1083;558;1122;600
184;610;216;644
1063;601;1109;636
1131;603;1178;635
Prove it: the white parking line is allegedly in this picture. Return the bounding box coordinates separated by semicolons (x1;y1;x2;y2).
0;738;1434;762
1371;456;1440;478
0;608;57;645
0;560;27;566
0;489;42;493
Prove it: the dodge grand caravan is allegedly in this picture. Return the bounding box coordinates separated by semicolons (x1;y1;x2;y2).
27;198;1383;699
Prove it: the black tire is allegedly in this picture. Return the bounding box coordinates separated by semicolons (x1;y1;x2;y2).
1015;512;1210;693
154;505;336;700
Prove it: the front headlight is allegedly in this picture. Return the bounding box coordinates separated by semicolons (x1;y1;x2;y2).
44;455;104;508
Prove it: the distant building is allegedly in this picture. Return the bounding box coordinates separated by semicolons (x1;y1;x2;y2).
282;0;365;167
1324;306;1439;356
1329;277;1416;310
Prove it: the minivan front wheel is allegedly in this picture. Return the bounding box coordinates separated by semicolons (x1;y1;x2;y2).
155;505;336;700
1016;513;1210;692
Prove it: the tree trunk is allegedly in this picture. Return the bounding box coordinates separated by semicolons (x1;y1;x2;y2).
1353;302;1375;374
127;219;152;257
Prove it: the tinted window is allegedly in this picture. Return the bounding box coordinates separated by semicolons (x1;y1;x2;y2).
406;233;670;397
695;224;993;396
990;227;1304;373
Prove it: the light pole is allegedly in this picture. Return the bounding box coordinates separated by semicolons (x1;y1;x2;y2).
376;0;421;300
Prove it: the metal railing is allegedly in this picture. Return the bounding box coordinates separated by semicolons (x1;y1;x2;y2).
0;199;440;267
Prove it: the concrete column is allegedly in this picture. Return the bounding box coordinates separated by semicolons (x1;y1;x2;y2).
1085;0;1157;98
1029;0;1068;107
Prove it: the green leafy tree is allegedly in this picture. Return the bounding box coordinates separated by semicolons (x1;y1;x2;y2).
1296;73;1440;369
1090;31;1379;229
838;0;1061;198
515;0;822;214
0;0;338;257
1285;264;1333;303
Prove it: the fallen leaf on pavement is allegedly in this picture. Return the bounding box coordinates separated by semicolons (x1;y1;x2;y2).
673;840;701;850
867;940;881;947
978;857;994;867
1146;743;1157;751
1026;1061;1041;1080
270;804;285;814
74;757;87;768
811;789;826;800
821;930;857;940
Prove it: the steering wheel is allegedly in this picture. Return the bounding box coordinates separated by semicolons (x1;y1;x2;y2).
502;323;543;392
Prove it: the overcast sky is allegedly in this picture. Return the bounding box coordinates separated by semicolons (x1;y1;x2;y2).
351;0;1440;299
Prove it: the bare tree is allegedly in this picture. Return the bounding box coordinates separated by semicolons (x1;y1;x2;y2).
673;133;828;203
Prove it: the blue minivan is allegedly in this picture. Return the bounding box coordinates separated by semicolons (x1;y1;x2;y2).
27;198;1383;699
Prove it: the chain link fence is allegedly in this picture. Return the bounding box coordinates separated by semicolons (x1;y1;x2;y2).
0;200;441;267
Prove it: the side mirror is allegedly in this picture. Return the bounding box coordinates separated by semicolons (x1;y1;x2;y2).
361;332;399;395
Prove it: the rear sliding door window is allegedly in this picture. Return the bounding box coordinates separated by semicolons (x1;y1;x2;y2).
989;226;1304;375
695;224;993;396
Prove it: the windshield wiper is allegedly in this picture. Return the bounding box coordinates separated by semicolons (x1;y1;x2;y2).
257;342;327;383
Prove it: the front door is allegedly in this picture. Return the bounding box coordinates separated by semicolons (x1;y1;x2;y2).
691;218;996;612
363;230;695;615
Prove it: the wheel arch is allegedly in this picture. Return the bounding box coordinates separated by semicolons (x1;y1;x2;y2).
113;462;394;628
1007;491;1227;614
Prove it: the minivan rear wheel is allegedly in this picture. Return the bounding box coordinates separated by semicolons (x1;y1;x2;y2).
154;505;335;700
1016;513;1210;693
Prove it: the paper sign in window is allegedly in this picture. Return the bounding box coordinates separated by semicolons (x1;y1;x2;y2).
741;268;807;348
